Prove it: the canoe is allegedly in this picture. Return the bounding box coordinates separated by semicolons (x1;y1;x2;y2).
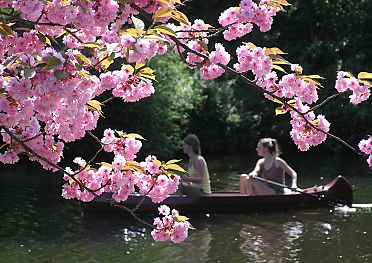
82;176;353;214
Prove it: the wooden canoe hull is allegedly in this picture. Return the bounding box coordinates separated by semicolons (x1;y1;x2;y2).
82;176;353;214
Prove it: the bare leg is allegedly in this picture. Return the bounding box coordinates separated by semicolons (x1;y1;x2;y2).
240;174;249;195
240;174;256;196
251;180;276;195
240;175;276;196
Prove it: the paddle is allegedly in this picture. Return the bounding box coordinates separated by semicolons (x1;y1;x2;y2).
251;175;347;207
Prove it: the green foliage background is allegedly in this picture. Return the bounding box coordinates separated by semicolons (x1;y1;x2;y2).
72;0;372;159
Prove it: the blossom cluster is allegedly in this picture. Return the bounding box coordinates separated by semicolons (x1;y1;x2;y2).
151;205;190;244
219;0;280;41
335;71;371;105
289;99;330;151
171;20;231;79
61;130;180;203
358;138;372;168
234;46;272;77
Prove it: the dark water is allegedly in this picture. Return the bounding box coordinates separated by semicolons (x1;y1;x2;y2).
0;152;371;263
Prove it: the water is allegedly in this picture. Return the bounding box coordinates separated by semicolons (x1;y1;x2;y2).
0;152;371;263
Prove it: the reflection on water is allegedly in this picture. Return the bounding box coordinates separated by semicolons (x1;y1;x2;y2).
0;153;372;262
239;221;303;262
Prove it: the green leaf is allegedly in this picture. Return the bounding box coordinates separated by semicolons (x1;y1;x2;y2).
138;67;156;81
154;7;173;19
166;159;182;165
154;25;177;36
101;53;114;70
78;70;92;79
166;163;187;173
54;70;68;80
135;62;145;71
358;72;372;80
86;100;103;112
175;215;189;222
304;74;325;80
272;65;287;74
344;72;354;78
198;40;209;52
171;10;190;25
99;162;113;168
75;53;91;65
24;67;35;79
131;15;145;30
82;42;101;48
275;106;288;115
126;133;145;140
272;98;283;104
41;56;62;70
37;33;52;46
115;130;124;137
0;23;13;36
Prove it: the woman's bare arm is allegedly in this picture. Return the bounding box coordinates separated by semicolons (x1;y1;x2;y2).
249;159;263;177
277;158;297;188
182;157;205;183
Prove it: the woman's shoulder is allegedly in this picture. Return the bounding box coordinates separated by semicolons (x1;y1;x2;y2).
190;155;206;166
275;157;288;167
197;155;207;165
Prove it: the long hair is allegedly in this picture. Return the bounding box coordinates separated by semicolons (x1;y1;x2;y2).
184;134;201;155
259;138;281;156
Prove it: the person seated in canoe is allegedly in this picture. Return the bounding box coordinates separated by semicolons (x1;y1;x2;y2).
180;134;212;195
240;138;297;196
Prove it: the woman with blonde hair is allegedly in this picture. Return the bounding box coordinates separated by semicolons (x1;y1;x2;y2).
240;138;297;195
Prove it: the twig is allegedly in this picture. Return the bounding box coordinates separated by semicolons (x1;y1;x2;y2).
1;126;155;228
308;93;341;113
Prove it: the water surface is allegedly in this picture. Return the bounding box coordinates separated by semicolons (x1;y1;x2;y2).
0;152;371;262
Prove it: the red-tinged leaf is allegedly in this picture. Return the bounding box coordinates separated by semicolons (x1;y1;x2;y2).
244;42;257;49
274;0;291;6
265;47;287;56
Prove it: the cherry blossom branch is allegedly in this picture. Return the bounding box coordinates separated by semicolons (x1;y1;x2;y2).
0;126;155;227
307;93;342;113
129;3;358;152
166;35;362;155
101;96;115;105
131;179;157;213
21;133;43;143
